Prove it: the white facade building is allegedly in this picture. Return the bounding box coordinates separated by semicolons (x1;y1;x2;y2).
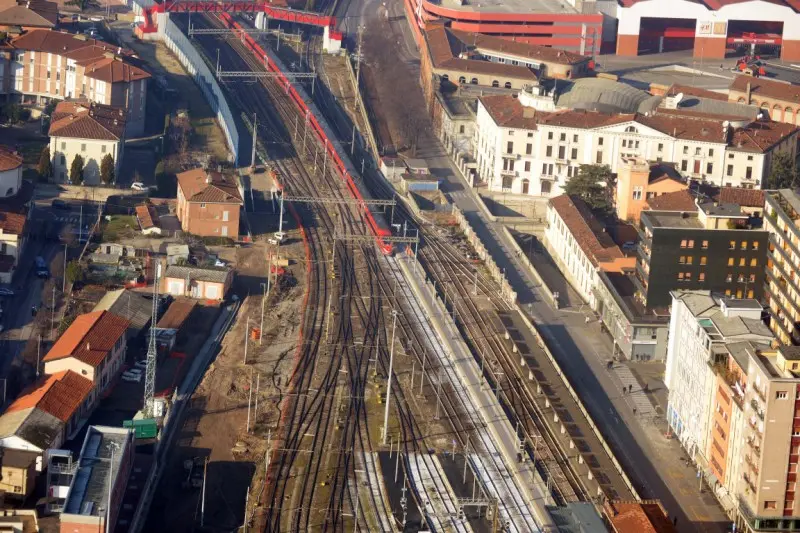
475;93;798;198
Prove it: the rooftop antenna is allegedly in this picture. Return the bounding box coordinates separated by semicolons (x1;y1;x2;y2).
143;262;161;418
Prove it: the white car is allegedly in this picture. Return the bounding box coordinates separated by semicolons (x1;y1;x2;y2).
130;182;147;191
134;360;148;370
0;288;14;297
121;372;142;383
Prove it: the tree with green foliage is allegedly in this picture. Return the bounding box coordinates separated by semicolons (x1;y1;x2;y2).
2;103;22;124
769;151;798;190
100;154;115;184
65;260;84;284
37;146;51;179
563;164;613;213
69;154;84;184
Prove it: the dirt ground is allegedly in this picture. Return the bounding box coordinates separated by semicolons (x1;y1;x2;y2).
145;232;308;532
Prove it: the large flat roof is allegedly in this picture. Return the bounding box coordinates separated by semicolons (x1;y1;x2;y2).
438;0;578;14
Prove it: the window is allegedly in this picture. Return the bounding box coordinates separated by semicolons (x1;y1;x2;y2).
625;126;638;133
747;289;754;299
725;289;732;296
678;272;684;281
546;146;553;157
727;165;733;177
598;137;604;146
683;146;689;155
681;160;688;172
681;240;688;248
632;186;643;200
526;143;532;155
560;133;566;142
61;142;66;150
459;125;465;134
527;132;533;138
46;71;50;80
752;241;759;250
596;151;603;164
702;241;709;249
726;273;733;282
747;155;753;161
777;391;789;400
751;258;758;267
101;145;106;153
728;153;734;159
685;272;692;281
700;257;707;265
541;181;552;194
727;258;734;266
200;203;206;208
571;148;578;160
679;256;686;264
741;241;747;250
548;132;553;140
507;141;513;154
729;240;736;250
688;240;695;248
61;155;65;165
746;167;753;179
459;76;466;84
765;501;778;510
81;144;86;152
686;256;694;265
739;257;746;267
558;146;566;159
524;161;531;172
658;143;664;152
492;80;500;88
699;273;706;281
508;130;515;136
749;273;756;283
573;134;578;142
709;149;714;157
504;82;512;89
470;78;478;84
707;162;713;174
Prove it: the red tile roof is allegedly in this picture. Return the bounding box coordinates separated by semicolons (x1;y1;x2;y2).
43;310;129;367
6;370;92;423
0;209;27;235
0;146;23;172
730;74;800;105
177;168;243;204
135;203;158;230
549;194;625;267
719;187;765;208
665;83;727;101
645;189;698;212
156;298;196;329
604;500;677;533
10;29;150;84
49;100;126;141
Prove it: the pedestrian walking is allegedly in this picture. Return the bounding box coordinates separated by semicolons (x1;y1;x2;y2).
633;406;637;415
622;387;626;396
628;384;633;393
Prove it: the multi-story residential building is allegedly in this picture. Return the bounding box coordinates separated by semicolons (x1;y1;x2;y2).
176;167;242;238
42;310;129;401
0;29;150;136
763;189;800;346
475;92;798;197
666;289;800;532
49;100;126;184
545;194;637;309
60;426;134;533
637;203;768;308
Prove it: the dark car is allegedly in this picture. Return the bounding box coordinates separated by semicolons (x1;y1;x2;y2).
51;199;71;211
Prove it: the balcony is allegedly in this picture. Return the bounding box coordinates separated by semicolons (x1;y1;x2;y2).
500;170;518;178
746;437;762;458
745;453;760;475
754;385;766;403
751;398;765;421
743;472;758;494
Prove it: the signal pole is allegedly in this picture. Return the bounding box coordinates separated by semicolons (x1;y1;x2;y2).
353;25;365;112
381;310;399;445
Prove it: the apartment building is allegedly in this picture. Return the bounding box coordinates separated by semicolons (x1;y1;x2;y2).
666;290;800;532
637;203;768;309
764;189;800;346
475;92;798;198
49;100;125;184
42;310;129;402
0;29;150;136
176;167;242;238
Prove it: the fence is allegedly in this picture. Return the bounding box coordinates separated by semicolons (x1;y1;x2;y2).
452;205;517;305
344;54;380;159
161;14;240;164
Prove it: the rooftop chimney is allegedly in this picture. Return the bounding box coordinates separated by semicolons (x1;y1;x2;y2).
746;81;752;104
86;342;90;351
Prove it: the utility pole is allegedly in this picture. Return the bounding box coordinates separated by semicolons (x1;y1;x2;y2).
201;457;208;527
250;113;258;169
243;317;250;364
382;310;399;445
353;24;365;112
143;264;161;418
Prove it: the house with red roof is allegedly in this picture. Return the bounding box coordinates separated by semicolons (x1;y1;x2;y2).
0;370;93;452
0;145;32;284
176;167;242;238
42;310;129;401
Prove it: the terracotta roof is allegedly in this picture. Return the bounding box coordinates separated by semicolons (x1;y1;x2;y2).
603;500;677;533
0;145;23;172
0;0;57;27
730;74;800;105
450;28;588;66
176;168;243;204
156;298;196;330
719;187;765;208
538;108;633;129
0;208;27;235
43;310;129;367
729;120;798;152
10;29;150;84
665;83;727;101
479;94;540;129
645;189;697;212
135;203;158;230
6;370;93;423
48;100;126;141
648;162;683;185
549;195;625;267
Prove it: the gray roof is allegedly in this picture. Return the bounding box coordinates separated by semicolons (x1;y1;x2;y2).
0;407;63;451
166;244;189;257
674;96;758;120
555;78;653;114
672;290;771;339
93;289;153;337
165;265;230;284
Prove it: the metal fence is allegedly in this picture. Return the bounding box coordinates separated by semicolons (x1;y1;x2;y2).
160;14;240;164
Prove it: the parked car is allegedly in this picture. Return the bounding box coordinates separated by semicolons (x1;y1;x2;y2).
130;182;147;191
134;360;148;370
51;199;71;211
121;372;142;383
35;256;49;279
126;367;144;375
0;288;15;297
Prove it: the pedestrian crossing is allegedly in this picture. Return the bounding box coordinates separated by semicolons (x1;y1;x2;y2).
614;363;655;418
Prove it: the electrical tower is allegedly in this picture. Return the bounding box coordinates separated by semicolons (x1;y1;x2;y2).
143;263;161;418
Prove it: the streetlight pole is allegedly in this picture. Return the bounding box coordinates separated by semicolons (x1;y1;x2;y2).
381;310;398;445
